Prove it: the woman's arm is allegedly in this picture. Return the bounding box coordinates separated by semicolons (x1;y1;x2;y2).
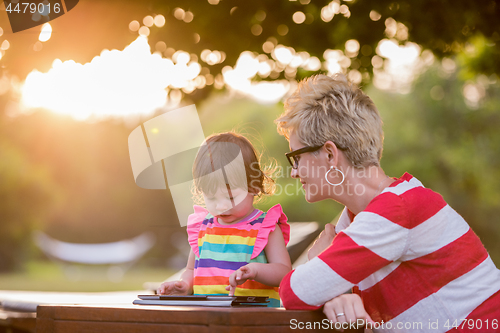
157;250;195;295
280;199;408;310
227;226;292;295
308;223;336;260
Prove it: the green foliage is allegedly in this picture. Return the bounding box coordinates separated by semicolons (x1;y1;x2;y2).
0;140;55;271
138;0;500;90
0;107;191;271
457;34;500;80
1;0;497;84
374;63;500;264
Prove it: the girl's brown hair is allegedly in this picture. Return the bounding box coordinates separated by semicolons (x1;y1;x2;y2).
192;132;275;203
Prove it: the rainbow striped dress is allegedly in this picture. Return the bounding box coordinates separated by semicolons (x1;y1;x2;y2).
187;204;290;307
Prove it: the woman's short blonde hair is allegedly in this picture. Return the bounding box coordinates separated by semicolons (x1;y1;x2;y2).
276;74;384;168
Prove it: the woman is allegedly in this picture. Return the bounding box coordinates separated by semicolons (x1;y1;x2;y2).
275;74;500;332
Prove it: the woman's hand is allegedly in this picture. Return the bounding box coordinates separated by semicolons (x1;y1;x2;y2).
226;264;257;296
157;280;190;295
308;223;336;260
323;293;374;331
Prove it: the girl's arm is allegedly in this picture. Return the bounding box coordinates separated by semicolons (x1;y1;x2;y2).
157;250;195;295
227;226;292;294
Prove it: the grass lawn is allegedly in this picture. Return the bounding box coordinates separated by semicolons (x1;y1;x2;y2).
0;261;176;292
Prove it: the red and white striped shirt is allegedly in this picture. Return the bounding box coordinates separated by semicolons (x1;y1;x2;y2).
280;173;500;332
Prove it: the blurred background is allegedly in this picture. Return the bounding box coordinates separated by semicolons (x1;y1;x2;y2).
0;0;499;291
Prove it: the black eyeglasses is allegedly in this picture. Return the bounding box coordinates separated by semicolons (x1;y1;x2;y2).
285;145;324;169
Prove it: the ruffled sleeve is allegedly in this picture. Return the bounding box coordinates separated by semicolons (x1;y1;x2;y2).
251;204;290;259
186;205;209;258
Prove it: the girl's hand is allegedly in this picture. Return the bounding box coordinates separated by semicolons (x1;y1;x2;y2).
323;293;374;331
225;264;257;296
157;280;190;295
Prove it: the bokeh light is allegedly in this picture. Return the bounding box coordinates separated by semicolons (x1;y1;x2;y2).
173;51;190;65
1;40;10;50
384;18;409;41
304;56;321;71
174;8;185;21
155;41;166;52
463;82;485;108
277;24;288;36
361;45;372;56
32;12;41;22
385;18;397;38
324;49;349;74
321;1;340;22
33;41;43;52
369;10;381;21
345;39;360;57
143;16;154;27
154;15;166;28
262;41;275;54
273;45;294;65
442;58;457;73
138;26;150;37
201;49;225;65
129;20;140;32
38;23;52;42
373;39;422;92
371;55;384;68
292;12;306;24
221;51;289;103
339;5;351;18
255;10;266;21
348;69;362;84
183;11;194;23
251;24;262;36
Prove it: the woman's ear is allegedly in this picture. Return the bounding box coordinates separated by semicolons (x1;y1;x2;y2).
323;141;339;165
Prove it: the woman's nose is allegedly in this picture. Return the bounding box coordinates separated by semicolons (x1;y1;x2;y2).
290;167;299;178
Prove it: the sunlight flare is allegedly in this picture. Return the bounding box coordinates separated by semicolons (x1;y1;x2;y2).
20;37;201;120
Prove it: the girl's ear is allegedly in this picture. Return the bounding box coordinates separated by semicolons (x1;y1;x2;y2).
247;186;260;196
249;189;259;196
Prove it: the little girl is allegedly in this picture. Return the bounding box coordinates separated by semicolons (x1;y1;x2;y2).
157;132;291;307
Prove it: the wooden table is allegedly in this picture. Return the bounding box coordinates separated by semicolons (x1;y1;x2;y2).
37;304;364;332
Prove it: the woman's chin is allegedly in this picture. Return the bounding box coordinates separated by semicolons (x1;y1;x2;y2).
304;192;320;203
